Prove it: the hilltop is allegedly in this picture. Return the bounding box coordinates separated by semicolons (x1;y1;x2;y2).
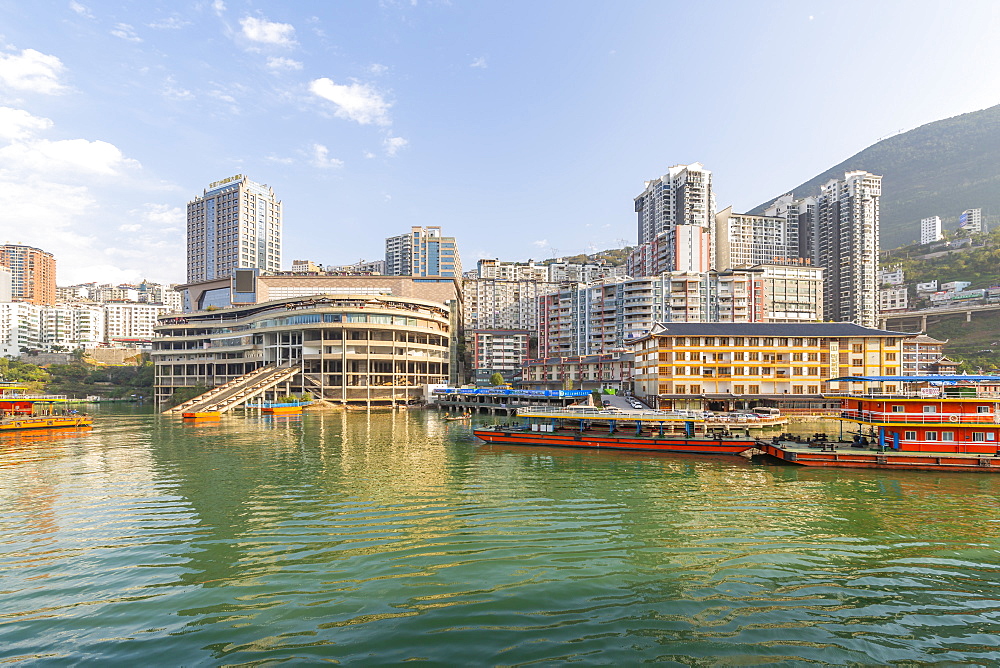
750;104;1000;249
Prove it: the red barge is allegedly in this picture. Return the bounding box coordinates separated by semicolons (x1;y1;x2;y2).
759;375;1000;472
473;406;758;456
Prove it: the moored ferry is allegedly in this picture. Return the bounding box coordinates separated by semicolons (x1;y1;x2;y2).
758;375;1000;472
473;405;758;456
0;385;93;432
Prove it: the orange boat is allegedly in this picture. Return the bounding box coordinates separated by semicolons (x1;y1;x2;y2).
473;406;757;456
759;374;1000;472
0;385;93;432
182;411;221;419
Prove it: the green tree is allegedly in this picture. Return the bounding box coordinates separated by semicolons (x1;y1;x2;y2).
489;372;505;386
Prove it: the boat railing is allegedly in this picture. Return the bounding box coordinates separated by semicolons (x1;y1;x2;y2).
826;391;1000;399
515;406;703;421
839;409;1000;424
0;393;69;401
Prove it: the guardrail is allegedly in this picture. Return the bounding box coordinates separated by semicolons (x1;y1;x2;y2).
840;410;1000;424
515;406;705;421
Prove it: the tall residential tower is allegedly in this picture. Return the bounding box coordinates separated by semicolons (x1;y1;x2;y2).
186;175;282;283
384;226;462;277
0;244;56;306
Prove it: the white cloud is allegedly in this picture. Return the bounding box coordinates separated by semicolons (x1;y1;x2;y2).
383;135;407;156
0;138;140;176
470;57;487;69
363;150;376;159
266;154;294;164
212;0;226;16
111;23;143;42
0;49;67;95
119;223;142;232
137;202;183;228
266;56;303;71
532;239;548;248
310;143;344;169
0;107;53;140
368;63;388;75
240;16;296;47
309;78;391;126
69;1;93;18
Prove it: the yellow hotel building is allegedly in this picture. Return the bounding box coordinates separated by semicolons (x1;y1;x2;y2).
631;322;909;412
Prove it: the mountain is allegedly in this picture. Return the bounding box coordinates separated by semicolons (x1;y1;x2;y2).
749;104;1000;249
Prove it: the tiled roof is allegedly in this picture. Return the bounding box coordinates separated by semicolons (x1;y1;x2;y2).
641;322;913;338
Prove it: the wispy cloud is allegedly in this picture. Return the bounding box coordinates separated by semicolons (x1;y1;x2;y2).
368;63;388;75
470;57;487;69
532;239;548;248
69;1;93;18
309;78;391;126
310;143;344;169
212;0;226;16
147;16;190;30
0;138;140;176
0;49;68;95
383;136;407;156
240;16;297;47
266;56;302;71
111;23;143;43
162;75;193;101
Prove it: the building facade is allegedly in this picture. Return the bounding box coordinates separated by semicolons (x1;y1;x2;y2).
920;215;943;244
628;163;715;276
152;294;452;407
470;329;532;385
385;226;461;277
815;171;882;327
186;174;282;283
521;352;634;392
41;303;105;351
630;322;908;411
714;207;799;269
959;208;983;233
0;244;56;306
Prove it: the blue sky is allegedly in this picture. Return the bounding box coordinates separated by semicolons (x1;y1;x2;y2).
1;1;999;284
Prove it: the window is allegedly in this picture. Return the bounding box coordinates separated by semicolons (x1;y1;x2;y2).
852;344;863;353
926;431;938;441
748;385;760;394
904;431;916;440
891;405;904;412
690;384;701;394
978;406;992;413
885;353;897;361
922;406;937;413
942;432;954;441
733;385;745;394
808;385;819;394
792;386;804;394
973;432;986;442
675;385;686;394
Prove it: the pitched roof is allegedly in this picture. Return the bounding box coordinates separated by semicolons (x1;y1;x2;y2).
641;322;913;338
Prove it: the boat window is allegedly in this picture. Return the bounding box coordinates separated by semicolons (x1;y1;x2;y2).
922;406;937;413
942;432;954;441
973;432;986;442
891;405;904;412
926;431;938;441
904;431;916;440
978;406;992;413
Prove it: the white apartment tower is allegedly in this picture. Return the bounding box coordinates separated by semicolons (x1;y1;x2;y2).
816;171;882;328
959;208;983;233
186;175;282;283
628;163;715;276
920;216;942;244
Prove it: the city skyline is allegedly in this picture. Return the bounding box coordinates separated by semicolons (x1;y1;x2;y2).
1;1;999;284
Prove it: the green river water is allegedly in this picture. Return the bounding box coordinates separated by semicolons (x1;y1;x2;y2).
2;406;1000;665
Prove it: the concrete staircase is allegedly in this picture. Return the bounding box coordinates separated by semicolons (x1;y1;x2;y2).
163;362;300;415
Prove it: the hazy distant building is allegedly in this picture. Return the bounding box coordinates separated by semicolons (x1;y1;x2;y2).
627;163;714;276
384;226;461;277
959;208;983;233
816;171;882;327
0;266;11;303
715;207;799;269
879;264;905;285
186;174;282;283
0;244;56;306
764;194;818;262
920;215;942;244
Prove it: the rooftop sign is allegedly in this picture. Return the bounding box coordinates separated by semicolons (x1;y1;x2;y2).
208;174;244;189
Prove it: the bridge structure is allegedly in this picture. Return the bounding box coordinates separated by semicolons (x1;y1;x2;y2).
880;303;1000;333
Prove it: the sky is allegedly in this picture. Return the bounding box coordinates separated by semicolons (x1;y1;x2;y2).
1;1;1000;285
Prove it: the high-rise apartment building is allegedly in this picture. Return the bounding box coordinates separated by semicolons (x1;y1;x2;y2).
959;208;983;233
0;266;11;303
628;163;715;276
815;171;882;327
714;207;800;269
920;215;942;244
0;244;56;306
384;226;461;277
764;194;818;261
186;175;282;283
